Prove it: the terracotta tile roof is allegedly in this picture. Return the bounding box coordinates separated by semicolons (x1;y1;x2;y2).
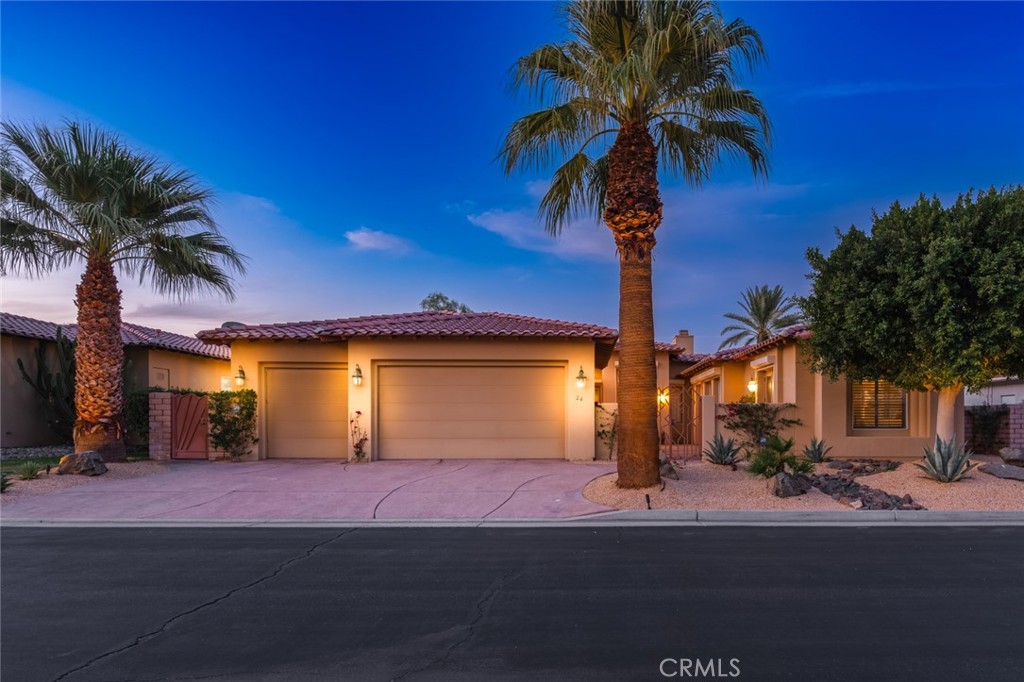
1;312;230;360
196;311;618;344
679;324;810;378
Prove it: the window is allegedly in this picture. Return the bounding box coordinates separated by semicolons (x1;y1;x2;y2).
756;369;774;403
852;379;906;429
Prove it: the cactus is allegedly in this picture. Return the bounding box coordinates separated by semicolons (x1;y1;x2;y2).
17;326;76;443
916;437;979;483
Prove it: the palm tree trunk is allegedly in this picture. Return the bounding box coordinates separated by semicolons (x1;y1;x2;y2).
605;121;662;488
73;256;127;461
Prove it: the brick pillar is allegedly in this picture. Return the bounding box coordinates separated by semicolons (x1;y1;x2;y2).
1010;404;1024;449
149;392;173;460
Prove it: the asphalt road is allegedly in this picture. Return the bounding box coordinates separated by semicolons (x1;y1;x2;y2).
2;526;1022;682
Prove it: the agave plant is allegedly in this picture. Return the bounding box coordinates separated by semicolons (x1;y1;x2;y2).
703;434;741;467
802;436;833;463
14;462;41;481
0;472;11;493
916;437;979;483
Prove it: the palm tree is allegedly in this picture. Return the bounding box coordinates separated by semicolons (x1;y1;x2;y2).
1;121;245;461
719;285;803;349
499;1;770;487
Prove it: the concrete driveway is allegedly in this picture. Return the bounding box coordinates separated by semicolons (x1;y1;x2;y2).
0;459;616;522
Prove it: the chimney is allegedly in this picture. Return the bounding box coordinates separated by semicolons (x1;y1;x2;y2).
672;329;694;354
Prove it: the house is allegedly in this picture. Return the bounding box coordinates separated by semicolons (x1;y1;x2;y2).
680;324;964;460
1;312;231;447
196;311;617;461
964;376;1024;406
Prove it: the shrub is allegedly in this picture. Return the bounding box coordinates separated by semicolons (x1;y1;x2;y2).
208;390;259;461
719;402;801;452
14;462;41;480
748;436;810;478
0;472;11;493
349;411;369;462
968;404;1008;455
802;437;833;463
702;434;741;467
916;437;979;483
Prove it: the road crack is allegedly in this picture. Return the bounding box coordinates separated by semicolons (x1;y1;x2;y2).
50;528;358;682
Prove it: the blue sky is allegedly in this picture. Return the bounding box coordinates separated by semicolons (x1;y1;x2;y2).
2;1;1022;352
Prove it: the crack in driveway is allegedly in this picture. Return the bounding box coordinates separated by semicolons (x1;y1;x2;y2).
371;463;470;519
49;528;358;682
482;474;552;519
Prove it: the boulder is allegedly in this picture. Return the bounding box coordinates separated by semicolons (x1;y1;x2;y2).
768;472;811;498
999;447;1024;466
979;462;1024;481
827;460;853;470
660;461;680;480
57;452;108;476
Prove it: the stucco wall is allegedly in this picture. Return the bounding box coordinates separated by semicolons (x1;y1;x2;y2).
1;335;66;447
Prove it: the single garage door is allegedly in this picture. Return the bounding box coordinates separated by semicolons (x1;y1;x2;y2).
265;365;347;458
377;364;565;459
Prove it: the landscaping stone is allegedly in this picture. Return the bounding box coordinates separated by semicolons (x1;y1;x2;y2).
0;445;73;462
768;472;811;498
57;452;108;477
809;473;924;510
978;462;1024;482
999;447;1024;466
659;461;680;480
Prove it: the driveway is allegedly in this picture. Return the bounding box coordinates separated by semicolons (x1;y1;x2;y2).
0;459;616;522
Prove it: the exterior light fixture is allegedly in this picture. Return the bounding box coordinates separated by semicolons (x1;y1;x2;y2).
575;366;587;389
234;366;246;387
747;378;757;394
352;365;363;386
657;388;670;407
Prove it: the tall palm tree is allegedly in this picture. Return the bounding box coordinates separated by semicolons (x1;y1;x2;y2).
1;121;245;461
500;1;770;487
719;284;803;349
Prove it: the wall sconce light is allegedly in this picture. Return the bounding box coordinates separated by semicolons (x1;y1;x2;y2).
352;365;363;386
234;366;246;387
657;388;670;407
747;378;757;394
575;366;588;389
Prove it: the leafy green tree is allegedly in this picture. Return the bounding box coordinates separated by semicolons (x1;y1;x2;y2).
719;284;803;348
801;187;1024;442
499;0;770;487
1;121;246;460
420;291;472;313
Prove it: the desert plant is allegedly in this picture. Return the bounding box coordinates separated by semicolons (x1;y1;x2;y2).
748;436;808;478
968;404;1008;455
0;472;11;493
916;437;979;483
595;404;619;459
720;402;801;452
702;434;741;467
802;437;833;463
349;411;369;462
14;462;41;480
207;390;258;461
16;326;76;443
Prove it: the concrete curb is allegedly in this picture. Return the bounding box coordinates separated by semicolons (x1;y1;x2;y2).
2;509;1023;528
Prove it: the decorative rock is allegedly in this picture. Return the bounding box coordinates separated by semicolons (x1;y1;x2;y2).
660;461;680;480
999;447;1024;466
768;472;811;498
57;451;108;476
979;462;1024;481
827;461;853;470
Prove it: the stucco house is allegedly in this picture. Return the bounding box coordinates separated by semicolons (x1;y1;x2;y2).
681;324;964;460
965;376;1024;406
196;311;617;461
1;312;230;447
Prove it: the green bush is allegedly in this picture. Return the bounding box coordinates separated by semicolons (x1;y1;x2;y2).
702;434;741;467
802;437;833;463
14;462;41;480
208;390;259;461
916;437;979;483
719;402;801;452
748;436;812;478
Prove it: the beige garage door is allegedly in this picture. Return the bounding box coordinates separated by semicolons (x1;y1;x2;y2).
377;365;565;459
265;366;347;458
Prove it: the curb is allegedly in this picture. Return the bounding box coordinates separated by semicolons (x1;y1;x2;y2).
2;510;1023;528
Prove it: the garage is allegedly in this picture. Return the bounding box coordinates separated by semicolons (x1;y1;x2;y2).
377;364;566;459
265;365;347;458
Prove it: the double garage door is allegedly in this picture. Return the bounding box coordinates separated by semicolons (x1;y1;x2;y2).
264;363;566;459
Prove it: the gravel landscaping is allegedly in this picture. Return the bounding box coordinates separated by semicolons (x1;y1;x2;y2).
852;455;1024;511
0;445;74;461
0;461;170;504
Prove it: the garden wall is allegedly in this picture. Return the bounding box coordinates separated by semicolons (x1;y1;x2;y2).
963;403;1022;454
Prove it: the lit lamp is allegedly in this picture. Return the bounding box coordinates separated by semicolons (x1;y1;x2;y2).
747;378;757;394
234;366;246;387
657;388;670;407
575;366;588;389
352;365;363;386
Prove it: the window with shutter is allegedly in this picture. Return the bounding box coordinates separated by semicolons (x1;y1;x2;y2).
851;379;906;429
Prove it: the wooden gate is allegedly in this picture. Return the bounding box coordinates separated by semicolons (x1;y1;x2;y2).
172;394;209;459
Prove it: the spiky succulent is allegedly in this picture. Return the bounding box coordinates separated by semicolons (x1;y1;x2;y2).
802;436;833;463
703;433;741;466
916;437;979;483
14;462;41;481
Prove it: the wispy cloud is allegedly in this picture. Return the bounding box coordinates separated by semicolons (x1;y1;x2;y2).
344;227;414;254
441;199;476;214
468;209;614;261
